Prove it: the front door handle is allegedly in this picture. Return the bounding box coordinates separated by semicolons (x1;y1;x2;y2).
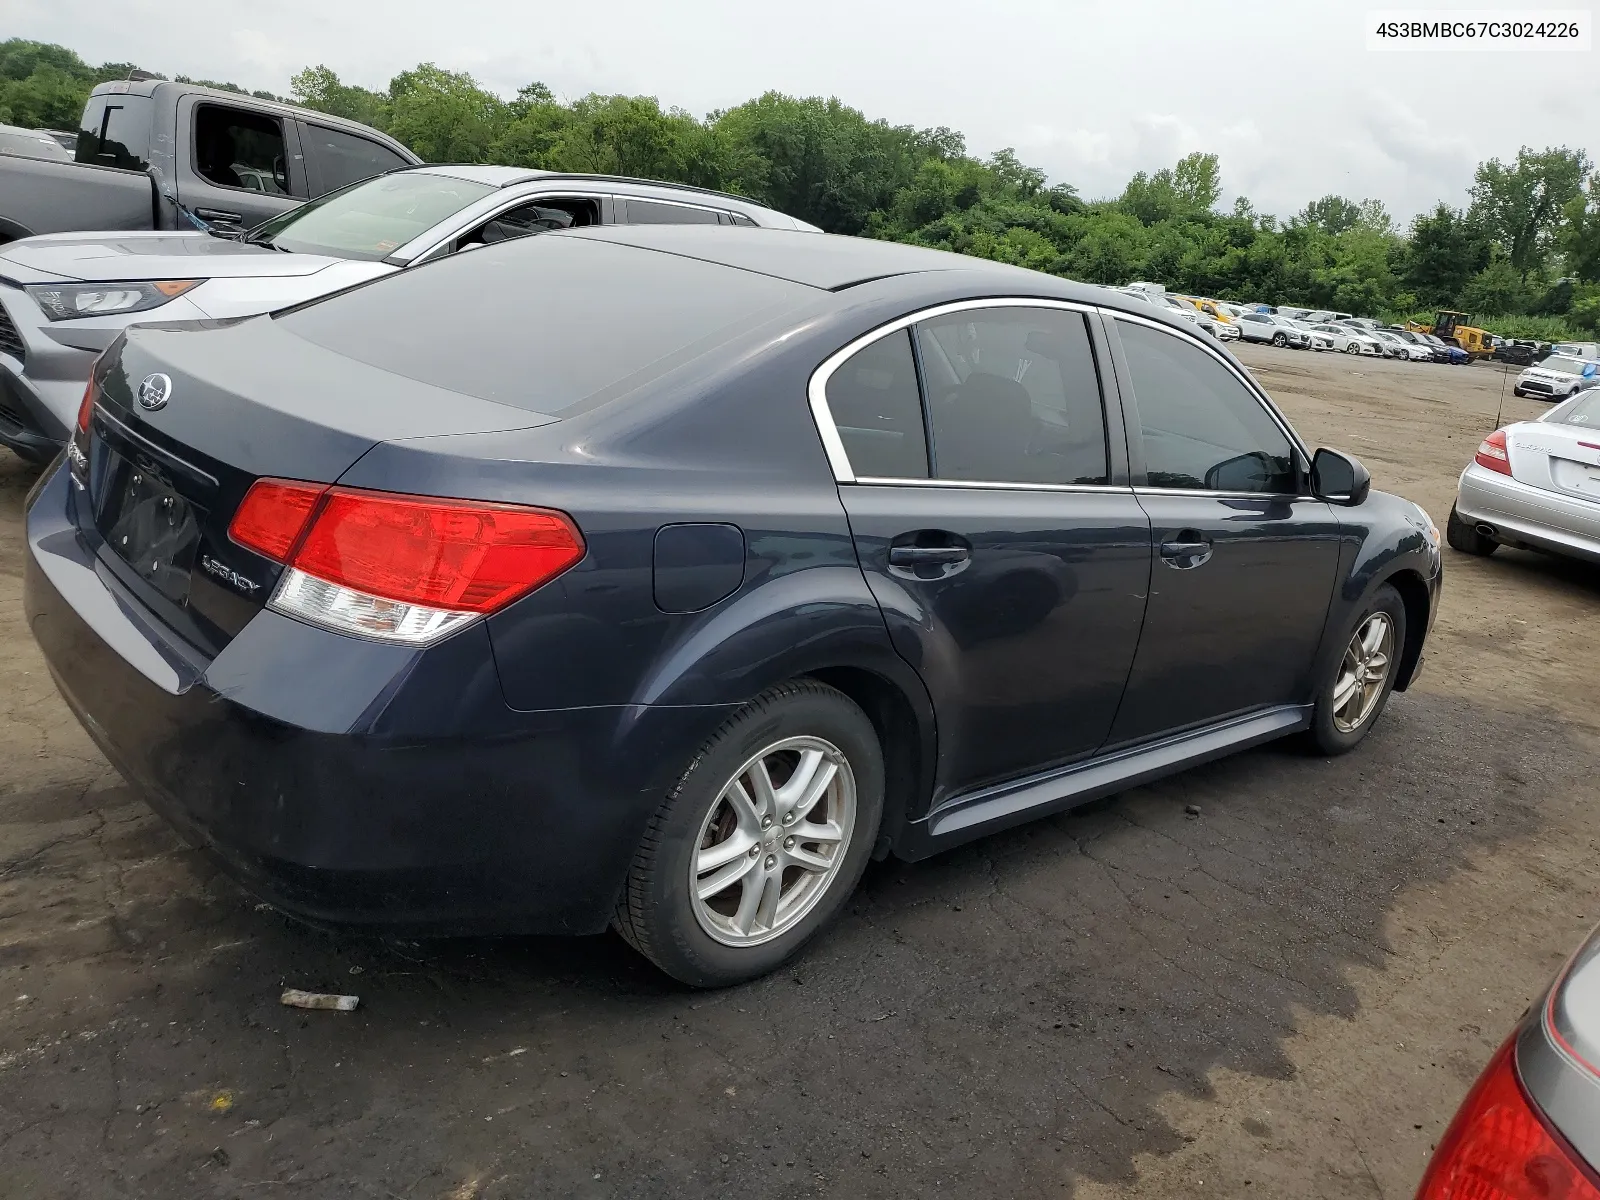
195;207;243;225
888;546;970;567
1159;531;1213;569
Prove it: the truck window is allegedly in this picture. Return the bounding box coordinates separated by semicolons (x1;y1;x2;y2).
76;95;154;171
301;124;411;197
194;104;289;194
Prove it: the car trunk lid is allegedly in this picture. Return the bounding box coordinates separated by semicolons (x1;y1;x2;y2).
79;318;557;659
1507;420;1600;504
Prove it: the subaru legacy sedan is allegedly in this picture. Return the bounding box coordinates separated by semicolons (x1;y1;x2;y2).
25;227;1441;986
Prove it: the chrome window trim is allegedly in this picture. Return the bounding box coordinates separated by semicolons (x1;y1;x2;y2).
397;185;613;264
807;296;1102;485
1103;307;1314;465
856;476;1131;494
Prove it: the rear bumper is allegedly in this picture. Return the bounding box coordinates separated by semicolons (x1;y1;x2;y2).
1456;462;1600;564
24;463;732;934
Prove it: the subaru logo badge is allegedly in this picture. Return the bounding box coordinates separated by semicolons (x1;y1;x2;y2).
137;373;172;411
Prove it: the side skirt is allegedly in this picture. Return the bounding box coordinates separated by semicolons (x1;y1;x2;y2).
896;705;1312;860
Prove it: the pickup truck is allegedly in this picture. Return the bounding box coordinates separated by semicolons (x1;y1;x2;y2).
0;77;420;244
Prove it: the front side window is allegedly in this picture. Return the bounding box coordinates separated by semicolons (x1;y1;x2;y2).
1118;320;1297;494
625;199;721;225
918;307;1108;486
822;330;929;479
302;124;410;196
467;197;599;246
194;104;288;194
249;171;496;259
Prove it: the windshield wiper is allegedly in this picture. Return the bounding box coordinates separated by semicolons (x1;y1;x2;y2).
244;234;289;252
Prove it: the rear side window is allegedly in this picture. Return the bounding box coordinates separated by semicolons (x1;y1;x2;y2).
625;199;722;224
1118;320;1297;494
918;307;1108;485
77;94;153;171
823;331;929;479
194;104;289;194
303;124;411;196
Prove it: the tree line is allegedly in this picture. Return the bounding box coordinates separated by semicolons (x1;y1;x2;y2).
5;37;1598;340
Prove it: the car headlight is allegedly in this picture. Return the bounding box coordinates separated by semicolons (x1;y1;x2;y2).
25;280;201;322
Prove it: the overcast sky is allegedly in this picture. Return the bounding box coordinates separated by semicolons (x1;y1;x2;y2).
12;0;1598;223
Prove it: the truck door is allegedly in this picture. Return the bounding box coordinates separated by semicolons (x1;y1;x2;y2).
174;96;308;232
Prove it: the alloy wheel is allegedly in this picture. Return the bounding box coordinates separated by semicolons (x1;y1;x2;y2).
1332;612;1395;734
689;736;856;947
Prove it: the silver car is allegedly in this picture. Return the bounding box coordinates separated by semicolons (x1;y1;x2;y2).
1234;311;1312;348
0;165;816;461
1513;354;1600;401
1449;388;1600;564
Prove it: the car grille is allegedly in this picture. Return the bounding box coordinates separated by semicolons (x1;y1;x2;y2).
0;301;23;363
1524;381;1553;394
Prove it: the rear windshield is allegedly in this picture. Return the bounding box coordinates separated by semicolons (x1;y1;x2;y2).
275;232;814;413
248;171;496;259
77;94;153;171
1551;392;1600;427
0;129;69;160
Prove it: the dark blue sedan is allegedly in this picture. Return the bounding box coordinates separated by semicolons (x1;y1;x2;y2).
25;226;1441;986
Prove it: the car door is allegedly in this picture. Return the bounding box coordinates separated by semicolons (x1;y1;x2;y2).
1238;313;1270;342
1103;314;1342;744
176;97;307;231
816;301;1152;800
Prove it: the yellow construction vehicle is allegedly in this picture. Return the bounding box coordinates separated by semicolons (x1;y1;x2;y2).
1407;310;1494;358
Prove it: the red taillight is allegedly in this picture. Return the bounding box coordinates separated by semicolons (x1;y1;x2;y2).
229;479;329;561
1475;430;1513;476
1415;1038;1600;1200
76;381;95;434
229;479;584;614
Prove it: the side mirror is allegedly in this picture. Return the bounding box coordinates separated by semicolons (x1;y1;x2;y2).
1310;447;1371;506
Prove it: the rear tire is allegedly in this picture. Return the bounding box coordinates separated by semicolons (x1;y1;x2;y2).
1446;505;1497;556
613;680;884;988
1306;584;1406;756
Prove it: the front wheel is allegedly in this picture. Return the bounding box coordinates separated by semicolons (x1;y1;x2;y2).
1343;342;1359;353
1272;332;1287;347
613;680;884;987
1306;585;1406;755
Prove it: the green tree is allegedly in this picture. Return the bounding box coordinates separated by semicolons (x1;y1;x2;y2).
1563;177;1600;284
1461;253;1528;314
385;64;509;163
1402;204;1490;306
1469;145;1591;281
289;65;389;129
1299;195;1363;235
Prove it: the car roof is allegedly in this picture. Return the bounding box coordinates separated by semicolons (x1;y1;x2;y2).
563;224;1072;293
401;163;791;211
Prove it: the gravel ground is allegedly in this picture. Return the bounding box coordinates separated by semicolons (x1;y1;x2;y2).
2;343;1598;1199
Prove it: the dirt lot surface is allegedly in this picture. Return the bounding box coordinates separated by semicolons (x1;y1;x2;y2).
3;344;1600;1199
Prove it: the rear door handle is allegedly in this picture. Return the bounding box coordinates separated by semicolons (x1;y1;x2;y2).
1159;532;1213;569
195;208;243;225
888;546;970;567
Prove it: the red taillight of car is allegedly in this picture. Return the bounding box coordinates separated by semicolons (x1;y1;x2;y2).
75;380;95;434
1475;430;1513;476
229;479;329;560
1414;1038;1600;1200
227;479;585;644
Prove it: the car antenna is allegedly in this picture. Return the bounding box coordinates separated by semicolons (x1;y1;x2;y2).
1493;355;1510;431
